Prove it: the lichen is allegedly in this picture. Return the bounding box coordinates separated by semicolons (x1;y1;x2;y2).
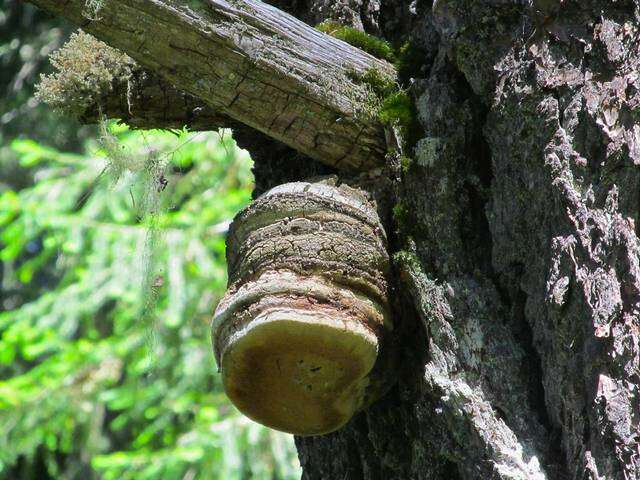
97;120;142;180
35;31;135;116
95;120;169;341
83;0;104;20
315;21;395;62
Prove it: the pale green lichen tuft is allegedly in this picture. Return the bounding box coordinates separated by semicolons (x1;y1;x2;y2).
97;120;143;180
83;0;105;20
35;31;135;116
95;119;170;343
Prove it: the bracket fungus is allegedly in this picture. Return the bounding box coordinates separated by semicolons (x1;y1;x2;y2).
212;179;393;435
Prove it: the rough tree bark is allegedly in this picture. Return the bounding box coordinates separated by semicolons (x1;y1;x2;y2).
30;0;640;478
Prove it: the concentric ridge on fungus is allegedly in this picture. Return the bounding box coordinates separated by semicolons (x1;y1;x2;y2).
212;179;392;436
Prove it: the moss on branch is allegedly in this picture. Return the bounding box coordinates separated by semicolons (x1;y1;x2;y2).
315;21;395;62
320;28;422;148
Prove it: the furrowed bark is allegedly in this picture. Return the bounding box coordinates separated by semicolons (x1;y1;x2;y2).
297;56;556;480
267;0;640;479
27;0;396;171
433;1;640;476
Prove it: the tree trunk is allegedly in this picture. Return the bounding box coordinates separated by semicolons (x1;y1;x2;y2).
292;1;640;478
29;0;640;478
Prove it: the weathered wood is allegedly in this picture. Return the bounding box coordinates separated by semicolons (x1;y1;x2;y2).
27;0;396;171
81;68;238;131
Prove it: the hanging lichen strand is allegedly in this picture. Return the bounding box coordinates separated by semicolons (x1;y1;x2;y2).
211;179;392;436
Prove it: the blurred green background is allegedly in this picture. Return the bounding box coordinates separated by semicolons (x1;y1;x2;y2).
0;1;301;479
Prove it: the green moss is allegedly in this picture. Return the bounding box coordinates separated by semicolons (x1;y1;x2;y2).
316;21;395;62
395;41;428;83
318;25;423;150
380;90;420;148
379;91;412;128
392;201;410;226
355;53;422;147
393;250;422;273
347;68;395;98
346;67;420;149
399;155;413;174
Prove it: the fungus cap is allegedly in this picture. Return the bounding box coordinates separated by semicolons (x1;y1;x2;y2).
212;180;391;435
